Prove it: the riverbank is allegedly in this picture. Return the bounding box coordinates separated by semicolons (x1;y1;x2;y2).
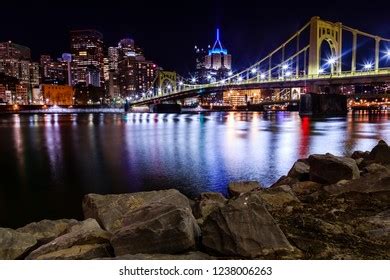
1;140;389;260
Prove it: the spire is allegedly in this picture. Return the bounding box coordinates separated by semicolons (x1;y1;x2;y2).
209;28;228;55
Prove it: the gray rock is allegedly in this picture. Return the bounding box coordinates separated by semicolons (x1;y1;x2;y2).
83;189;191;232
193;192;227;219
324;168;390;196
202;193;294;258
308;153;360;184
228;181;261;197
270;176;299;188
256;185;300;209
287;161;310;181
111;203;200;256
26;218;111;260
102;251;215;260
17;219;78;244
367;140;390;164
0;228;37;259
291;181;322;196
32;244;112;260
364;163;388;174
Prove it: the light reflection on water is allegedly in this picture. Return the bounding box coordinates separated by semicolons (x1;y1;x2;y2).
0;111;389;228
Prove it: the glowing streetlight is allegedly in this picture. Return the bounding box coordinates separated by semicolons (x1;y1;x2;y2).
167;84;172;90
228;71;233;76
327;57;336;65
363;62;373;70
237;76;243;82
386;49;390;57
220;79;226;84
251;68;257;74
318;68;324;74
260;73;266;79
178;81;183;86
191;77;196;83
285;70;292;77
207;74;212;80
282;64;289;70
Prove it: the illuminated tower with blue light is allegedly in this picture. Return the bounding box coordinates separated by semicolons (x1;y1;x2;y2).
204;28;232;71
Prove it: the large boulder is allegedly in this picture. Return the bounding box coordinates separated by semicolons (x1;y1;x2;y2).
308;153;360;184
324;168;390;196
17;219;78;245
228;181;261;197
0;228;37;259
366;140;390;165
256;185;300;210
193;192;227;220
103;251;215;260
270;176;299;188
111;203;200;256
201;193;294;258
82;189;191;232
31;244;112;260
26;219;111;260
287;160;310;181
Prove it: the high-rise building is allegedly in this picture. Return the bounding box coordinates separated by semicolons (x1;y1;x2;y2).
195;29;232;82
112;38;157;99
108;47;119;71
40;54;69;85
70;30;104;86
204;29;232;71
0;41;32;84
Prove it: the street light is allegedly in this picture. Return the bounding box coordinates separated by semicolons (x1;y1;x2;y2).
228;70;233;76
191;77;196;83
318;68;324;74
285;70;292;77
327;57;336;65
363;62;373;71
237;76;243;82
282;64;289;70
251;68;257;74
260;73;266;79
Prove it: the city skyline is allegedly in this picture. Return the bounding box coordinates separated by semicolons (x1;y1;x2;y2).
1;1;389;75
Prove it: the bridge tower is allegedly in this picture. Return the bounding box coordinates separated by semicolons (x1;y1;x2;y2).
308;16;343;76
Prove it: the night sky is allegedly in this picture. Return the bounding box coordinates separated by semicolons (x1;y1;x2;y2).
1;0;389;75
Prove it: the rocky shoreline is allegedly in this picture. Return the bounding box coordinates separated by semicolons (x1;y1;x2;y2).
1;140;389;260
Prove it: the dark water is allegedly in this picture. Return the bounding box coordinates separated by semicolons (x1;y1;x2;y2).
0;111;389;228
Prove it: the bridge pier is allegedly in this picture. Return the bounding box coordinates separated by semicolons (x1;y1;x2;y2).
299;93;347;117
149;103;181;113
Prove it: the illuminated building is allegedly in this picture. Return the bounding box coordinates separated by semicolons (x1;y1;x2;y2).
41;84;74;105
40;54;69;85
194;29;232;83
223;89;262;106
0;41;32;85
70;30;104;86
204;29;232;71
114;38;157;98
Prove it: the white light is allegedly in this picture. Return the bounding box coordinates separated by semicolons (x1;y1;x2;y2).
167;85;172;89
327;57;336;65
260;73;266;79
386;50;390;57
237;76;243;82
191;78;196;83
220;80;225;84
251;68;257;74
364;62;373;70
179;81;183;86
319;68;324;74
282;64;289;70
228;71;233;76
207;75;212;80
285;71;292;77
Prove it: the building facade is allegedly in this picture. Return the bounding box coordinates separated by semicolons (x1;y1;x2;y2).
70;30;104;86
